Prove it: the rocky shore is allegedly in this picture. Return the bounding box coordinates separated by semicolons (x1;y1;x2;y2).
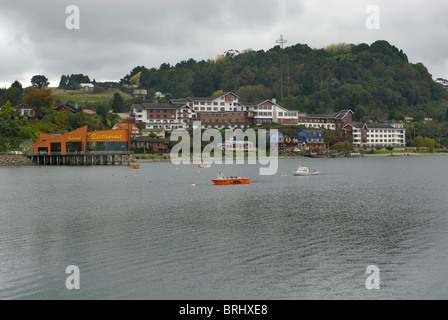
0;155;33;166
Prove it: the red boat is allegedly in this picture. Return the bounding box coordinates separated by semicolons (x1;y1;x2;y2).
212;172;250;185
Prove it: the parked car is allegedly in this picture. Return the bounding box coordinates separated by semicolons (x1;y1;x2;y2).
7;151;23;155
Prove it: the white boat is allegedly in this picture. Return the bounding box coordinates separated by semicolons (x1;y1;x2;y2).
199;162;212;168
293;166;319;176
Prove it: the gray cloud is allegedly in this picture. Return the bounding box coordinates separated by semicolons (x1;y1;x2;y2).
0;0;447;87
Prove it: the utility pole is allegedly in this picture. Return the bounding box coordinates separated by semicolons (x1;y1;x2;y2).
276;35;287;101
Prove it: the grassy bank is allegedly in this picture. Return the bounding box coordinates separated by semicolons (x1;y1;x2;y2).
52;88;135;105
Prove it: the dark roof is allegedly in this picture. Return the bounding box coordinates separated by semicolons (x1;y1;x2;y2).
169;98;191;105
306;114;333;119
132;137;165;142
365;124;395;129
133;103;178;110
346;123;364;129
141;128;165;132
190;92;240;101
53;104;80;113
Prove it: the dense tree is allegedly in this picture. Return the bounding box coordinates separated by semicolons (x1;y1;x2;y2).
0;87;22;107
11;80;23;94
58;74;91;90
23;89;55;118
111;92;124;113
0;100;15;119
120;66;146;85
31;75;50;89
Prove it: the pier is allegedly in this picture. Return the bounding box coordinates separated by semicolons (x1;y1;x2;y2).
30;152;131;166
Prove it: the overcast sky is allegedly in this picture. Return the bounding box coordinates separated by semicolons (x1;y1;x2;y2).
0;0;447;88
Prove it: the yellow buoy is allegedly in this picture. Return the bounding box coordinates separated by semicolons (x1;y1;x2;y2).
191;184;196;187
285;175;288;177
281;175;284;177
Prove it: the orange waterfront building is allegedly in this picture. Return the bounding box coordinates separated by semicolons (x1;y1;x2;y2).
33;124;133;156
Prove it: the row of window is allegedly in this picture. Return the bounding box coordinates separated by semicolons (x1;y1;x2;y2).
148;115;176;118
300;119;335;123
147;109;174;113
367;129;404;133
193;101;239;106
278;112;298;117
195;107;240;111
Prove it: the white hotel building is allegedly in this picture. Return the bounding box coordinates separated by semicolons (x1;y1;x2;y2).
347;120;406;148
245;99;299;125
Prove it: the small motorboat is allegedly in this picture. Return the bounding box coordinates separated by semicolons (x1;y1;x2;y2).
293;166;319;176
199;162;212;168
212;172;250;185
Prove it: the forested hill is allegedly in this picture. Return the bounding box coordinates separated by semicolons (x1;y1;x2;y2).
122;40;448;121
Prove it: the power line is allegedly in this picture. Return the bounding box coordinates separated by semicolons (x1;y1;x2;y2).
276;35;287;101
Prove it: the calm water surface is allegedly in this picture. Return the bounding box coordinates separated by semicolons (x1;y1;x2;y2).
0;156;447;299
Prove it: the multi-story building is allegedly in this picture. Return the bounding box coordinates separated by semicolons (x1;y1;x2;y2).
170;92;254;129
245;99;299;125
130;103;196;130
297;130;329;154
298;109;354;132
197;111;254;129
345;120;406;148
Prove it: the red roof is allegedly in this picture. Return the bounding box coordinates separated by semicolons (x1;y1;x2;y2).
115;123;140;131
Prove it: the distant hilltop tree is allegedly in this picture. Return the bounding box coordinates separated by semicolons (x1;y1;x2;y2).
58;74;91;90
31;75;50;89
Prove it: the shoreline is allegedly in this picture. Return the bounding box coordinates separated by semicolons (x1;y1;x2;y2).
1;152;447;166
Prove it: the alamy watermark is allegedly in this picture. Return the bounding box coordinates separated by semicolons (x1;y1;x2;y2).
365;265;380;290
170;122;279;176
366;5;380;30
66;5;80;30
65;265;80;290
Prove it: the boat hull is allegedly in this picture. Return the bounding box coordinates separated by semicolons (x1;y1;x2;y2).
212;178;250;185
293;172;319;176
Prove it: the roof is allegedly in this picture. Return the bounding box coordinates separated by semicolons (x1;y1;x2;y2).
169;98;191;105
14;103;33;110
53;104;80;113
132;103;178;110
83;109;96;114
365;124;395;129
345;123;364;129
142;128;165;132
306;114;333;119
115;123;140;131
80;83;94;87
132;137;165;142
334;109;354;119
190;92;240;102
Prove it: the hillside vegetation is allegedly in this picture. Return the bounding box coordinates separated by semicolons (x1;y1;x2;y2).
121;40;448;121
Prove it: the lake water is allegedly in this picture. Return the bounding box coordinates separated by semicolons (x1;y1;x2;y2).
0;156;447;300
